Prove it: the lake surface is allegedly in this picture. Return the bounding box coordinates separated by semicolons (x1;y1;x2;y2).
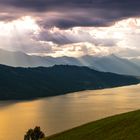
0;84;140;140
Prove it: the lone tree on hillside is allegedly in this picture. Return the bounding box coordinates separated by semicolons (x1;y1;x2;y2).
24;126;45;140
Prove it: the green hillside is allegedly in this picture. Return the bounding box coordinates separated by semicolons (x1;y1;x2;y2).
44;110;140;140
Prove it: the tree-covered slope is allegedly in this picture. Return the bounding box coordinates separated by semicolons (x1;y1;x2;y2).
0;64;139;100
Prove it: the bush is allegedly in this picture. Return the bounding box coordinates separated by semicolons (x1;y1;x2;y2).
24;126;45;140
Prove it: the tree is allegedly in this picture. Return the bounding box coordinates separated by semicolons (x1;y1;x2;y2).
24;126;45;140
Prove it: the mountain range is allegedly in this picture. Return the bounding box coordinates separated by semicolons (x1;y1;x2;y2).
0;64;139;100
0;49;140;76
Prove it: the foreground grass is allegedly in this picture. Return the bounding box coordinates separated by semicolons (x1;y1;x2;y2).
44;110;140;140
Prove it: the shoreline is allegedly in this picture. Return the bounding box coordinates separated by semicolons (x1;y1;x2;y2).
0;83;139;103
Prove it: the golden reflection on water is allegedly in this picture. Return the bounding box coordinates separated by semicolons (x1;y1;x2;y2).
0;84;140;140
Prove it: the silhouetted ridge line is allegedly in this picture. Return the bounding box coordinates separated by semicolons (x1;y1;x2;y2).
0;64;139;100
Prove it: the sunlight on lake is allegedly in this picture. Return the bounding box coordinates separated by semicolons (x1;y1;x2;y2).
0;84;140;140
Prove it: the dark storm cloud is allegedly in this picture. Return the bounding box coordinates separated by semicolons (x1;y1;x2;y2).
39;16;114;29
1;0;140;12
0;0;140;28
0;14;20;22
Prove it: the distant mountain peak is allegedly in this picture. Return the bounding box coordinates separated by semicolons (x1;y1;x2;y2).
0;49;139;76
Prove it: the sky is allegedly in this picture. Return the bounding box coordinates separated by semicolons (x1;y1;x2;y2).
0;0;140;58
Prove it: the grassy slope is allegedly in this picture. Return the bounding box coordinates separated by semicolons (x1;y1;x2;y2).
44;110;140;140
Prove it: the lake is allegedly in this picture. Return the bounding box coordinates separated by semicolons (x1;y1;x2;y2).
0;84;140;140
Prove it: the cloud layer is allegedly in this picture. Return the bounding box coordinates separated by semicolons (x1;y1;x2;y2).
0;0;140;28
0;0;139;58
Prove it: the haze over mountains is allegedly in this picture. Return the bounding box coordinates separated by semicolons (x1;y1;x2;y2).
0;49;140;76
130;58;140;67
